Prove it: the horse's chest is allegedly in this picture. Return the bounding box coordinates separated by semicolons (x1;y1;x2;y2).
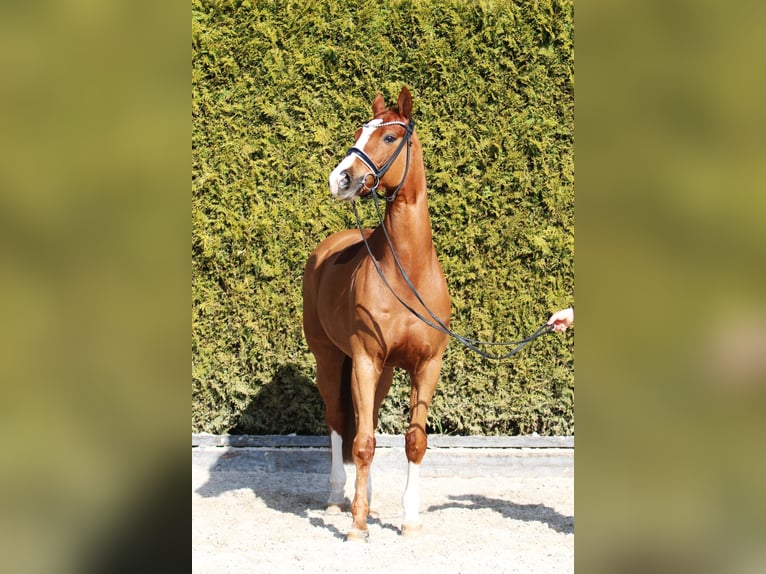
386;332;440;367
357;305;446;366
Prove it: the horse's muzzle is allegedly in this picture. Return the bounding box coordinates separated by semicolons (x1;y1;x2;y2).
337;171;351;191
329;169;364;201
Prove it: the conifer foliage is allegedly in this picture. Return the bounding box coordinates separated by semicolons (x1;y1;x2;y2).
192;0;574;435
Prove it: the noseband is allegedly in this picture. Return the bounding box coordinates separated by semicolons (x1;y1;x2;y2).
345;117;414;202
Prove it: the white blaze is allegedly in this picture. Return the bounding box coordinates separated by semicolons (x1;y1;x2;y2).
329;119;382;197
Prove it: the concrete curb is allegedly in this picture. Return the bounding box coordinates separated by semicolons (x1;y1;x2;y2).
193;434;574;478
192;433;574;449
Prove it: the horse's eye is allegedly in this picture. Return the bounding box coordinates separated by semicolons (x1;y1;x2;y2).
383;134;397;144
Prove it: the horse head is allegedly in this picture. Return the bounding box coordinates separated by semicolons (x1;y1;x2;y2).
329;86;415;202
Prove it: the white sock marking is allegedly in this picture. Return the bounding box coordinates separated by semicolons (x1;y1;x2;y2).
401;462;421;526
328;430;346;506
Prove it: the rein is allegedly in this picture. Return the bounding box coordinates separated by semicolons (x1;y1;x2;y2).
351;190;554;361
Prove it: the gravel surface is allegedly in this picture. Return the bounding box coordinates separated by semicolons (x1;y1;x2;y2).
192;439;573;574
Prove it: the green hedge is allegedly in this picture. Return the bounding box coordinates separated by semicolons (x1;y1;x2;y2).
192;0;574;436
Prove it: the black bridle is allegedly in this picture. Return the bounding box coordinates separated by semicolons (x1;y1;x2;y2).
345;117;554;361
345;117;414;202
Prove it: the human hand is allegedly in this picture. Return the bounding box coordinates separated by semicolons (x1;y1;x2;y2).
547;307;573;333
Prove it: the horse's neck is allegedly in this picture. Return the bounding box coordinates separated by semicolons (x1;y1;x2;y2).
380;181;434;272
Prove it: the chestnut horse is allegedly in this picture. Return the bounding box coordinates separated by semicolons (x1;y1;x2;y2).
303;86;449;540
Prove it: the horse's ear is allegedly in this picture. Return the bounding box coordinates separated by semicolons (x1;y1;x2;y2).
372;93;386;116
397;86;412;119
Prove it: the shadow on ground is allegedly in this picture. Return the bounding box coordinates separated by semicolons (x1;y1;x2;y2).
194;447;573;538
193;449;403;538
427;494;574;534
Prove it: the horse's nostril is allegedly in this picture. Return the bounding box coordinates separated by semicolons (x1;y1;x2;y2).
338;171;350;190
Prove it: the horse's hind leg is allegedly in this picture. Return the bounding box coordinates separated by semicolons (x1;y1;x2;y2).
401;357;443;536
311;346;350;512
327;426;346;513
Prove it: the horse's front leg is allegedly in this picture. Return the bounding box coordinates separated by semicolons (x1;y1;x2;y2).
401;357;442;536
347;355;381;541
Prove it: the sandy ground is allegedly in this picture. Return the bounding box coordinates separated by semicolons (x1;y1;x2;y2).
192;440;573;574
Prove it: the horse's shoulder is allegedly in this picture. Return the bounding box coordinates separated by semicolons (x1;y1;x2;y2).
306;229;373;279
333;240;365;266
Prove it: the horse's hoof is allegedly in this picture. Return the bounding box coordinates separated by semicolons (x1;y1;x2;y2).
346;528;369;542
401;522;423;537
326;503;344;515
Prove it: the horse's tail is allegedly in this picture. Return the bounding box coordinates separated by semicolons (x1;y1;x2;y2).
340;355;355;463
